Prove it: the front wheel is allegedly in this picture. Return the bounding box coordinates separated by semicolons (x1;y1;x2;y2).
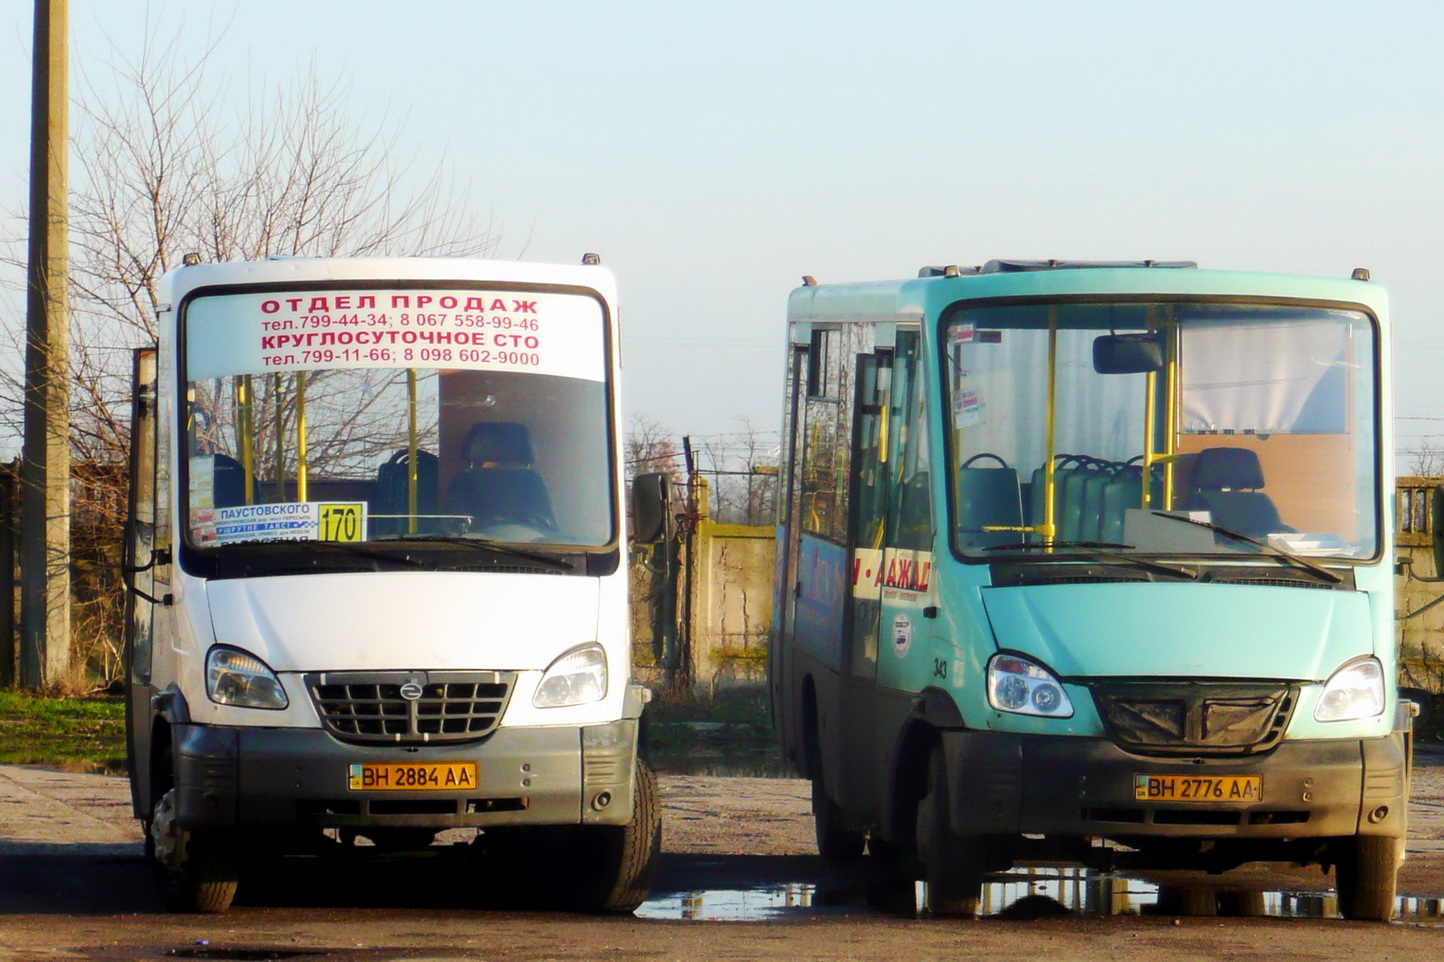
150;787;239;913
1335;834;1402;921
915;745;983;917
574;758;663;913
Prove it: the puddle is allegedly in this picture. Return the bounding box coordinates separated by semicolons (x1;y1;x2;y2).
648;744;794;778
637;866;1444;923
165;948;325;960
646;725;793;778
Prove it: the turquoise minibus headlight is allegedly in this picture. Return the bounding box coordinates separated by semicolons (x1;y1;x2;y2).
1314;656;1385;722
986;653;1074;718
205;646;288;710
533;644;608;708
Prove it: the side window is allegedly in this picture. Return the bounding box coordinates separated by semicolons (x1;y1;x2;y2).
807;328;833;398
800;327;848;542
888;331;932;550
779;345;808;533
851;353;892;551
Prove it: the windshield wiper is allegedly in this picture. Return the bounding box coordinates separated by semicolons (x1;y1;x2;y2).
985;540;1133;552
375;535;575;572
243;540;429;571
984;540;1198;580
1146;511;1343;585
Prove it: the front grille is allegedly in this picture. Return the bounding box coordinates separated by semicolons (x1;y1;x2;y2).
1090;680;1297;757
306;670;515;745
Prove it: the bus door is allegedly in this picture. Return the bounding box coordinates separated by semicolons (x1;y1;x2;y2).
840;345;893;809
870;330;934;695
123;347;159;818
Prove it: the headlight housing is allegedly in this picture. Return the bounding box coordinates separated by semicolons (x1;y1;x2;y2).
1314;656;1385;722
533;644;608;708
986;652;1074;718
205;646;288;709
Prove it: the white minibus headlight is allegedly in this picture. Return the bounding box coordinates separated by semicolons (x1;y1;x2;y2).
533;644;608;709
205;646;288;710
986;653;1074;718
1314;657;1385;722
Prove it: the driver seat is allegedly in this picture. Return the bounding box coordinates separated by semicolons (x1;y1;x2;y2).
1188;447;1284;537
443;422;555;533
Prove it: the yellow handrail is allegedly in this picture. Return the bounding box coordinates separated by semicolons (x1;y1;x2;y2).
407;369;418;533
1041;306;1059;544
1163;315;1179;510
1139;309;1180;511
273;373;284;501
295;372;308;502
237;375;254;504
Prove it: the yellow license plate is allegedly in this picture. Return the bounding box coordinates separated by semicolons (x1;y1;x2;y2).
348;762;478;792
1134;774;1261;802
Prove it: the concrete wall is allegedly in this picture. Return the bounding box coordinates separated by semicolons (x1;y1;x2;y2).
689;517;775;692
628;477;776;694
1397;477;1444;691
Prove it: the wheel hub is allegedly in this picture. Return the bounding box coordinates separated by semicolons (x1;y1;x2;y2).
150;789;187;870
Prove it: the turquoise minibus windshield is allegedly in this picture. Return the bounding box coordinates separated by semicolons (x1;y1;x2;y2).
943;300;1379;561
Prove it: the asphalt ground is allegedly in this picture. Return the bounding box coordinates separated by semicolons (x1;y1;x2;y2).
0;750;1441;960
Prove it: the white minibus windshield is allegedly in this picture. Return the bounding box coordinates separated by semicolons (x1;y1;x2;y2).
181;286;614;550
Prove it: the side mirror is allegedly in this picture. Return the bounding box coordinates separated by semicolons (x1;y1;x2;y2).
1432;485;1444;576
1093;332;1164;375
631;473;676;544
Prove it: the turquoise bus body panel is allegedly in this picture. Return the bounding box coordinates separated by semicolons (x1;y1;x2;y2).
980;582;1372;682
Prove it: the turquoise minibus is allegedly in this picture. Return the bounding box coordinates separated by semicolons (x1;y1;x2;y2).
770;259;1410;920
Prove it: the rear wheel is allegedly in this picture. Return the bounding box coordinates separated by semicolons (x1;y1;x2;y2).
807;725;865;859
150;787;239;913
915;745;983;917
1335;834;1402;921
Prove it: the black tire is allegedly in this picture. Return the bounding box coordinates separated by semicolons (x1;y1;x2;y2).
806;727;866;859
915;745;983;917
1335;834;1401;921
150;787;239;913
812;773;867;859
576;757;663;914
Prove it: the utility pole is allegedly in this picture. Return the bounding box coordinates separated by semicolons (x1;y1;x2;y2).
20;0;71;689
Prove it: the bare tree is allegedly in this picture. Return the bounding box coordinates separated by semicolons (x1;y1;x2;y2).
695;420;778;526
625;416;684;488
731;417;778;526
1409;441;1444;479
2;26;497;690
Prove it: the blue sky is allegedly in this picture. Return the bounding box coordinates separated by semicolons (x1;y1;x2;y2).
4;1;1444;465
